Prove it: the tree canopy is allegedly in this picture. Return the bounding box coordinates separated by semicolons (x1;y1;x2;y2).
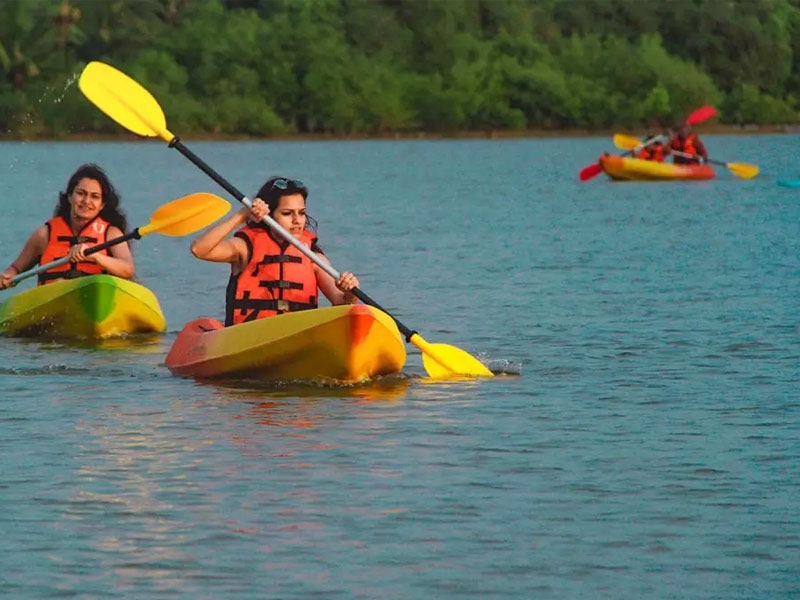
2;0;799;138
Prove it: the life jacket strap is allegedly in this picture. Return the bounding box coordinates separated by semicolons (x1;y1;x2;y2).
56;234;99;245
259;280;304;291
251;254;301;275
38;267;87;284
231;297;318;319
257;255;302;265
230;298;317;311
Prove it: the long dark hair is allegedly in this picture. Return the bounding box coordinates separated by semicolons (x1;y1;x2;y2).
54;164;128;233
255;176;318;233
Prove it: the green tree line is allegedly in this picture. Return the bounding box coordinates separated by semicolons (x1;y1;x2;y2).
2;0;799;138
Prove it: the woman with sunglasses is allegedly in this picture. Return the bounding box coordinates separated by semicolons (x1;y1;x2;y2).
0;163;134;289
190;176;360;326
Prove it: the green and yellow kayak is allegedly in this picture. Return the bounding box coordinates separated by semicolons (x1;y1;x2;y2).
600;154;715;181
0;274;166;339
165;304;406;383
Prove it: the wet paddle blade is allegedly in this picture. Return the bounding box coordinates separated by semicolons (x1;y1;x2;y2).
79;61;173;141
139;193;231;236
411;334;493;378
579;162;602;181
686;105;716;125
727;162;759;179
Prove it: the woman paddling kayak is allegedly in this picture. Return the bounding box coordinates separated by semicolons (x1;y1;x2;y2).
190;176;359;326
0;164;135;290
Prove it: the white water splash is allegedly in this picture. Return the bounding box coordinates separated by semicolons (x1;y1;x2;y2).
36;70;80;105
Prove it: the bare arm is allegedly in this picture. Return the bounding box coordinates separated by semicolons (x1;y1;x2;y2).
190;207;252;266
314;253;359;305
0;226;48;289
191;200;272;272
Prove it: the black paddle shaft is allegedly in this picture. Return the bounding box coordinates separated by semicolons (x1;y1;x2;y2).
84;228;142;256
167;136;418;342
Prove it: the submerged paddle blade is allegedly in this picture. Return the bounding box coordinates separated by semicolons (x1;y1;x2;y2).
686;105;716;125
139;193;231;236
777;179;800;188
579;162;602;181
79;61;173;141
727;162;759;179
411;334;493;378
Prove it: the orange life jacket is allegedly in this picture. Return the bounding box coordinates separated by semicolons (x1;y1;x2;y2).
681;133;698;157
38;216;110;285
638;142;665;162
225;225;319;326
671;133;700;164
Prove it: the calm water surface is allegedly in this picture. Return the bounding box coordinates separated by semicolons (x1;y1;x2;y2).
0;136;798;599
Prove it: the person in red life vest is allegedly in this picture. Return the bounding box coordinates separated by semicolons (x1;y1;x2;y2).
667;123;709;165
190;176;359;326
636;135;666;162
0;163;134;289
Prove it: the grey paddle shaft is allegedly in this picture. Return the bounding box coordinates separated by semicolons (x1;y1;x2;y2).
8;256;73;286
634;134;668;152
240;195;341;281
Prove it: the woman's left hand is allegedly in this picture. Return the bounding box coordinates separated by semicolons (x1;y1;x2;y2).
336;271;359;292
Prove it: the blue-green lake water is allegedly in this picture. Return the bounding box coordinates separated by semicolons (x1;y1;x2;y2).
1;136;798;599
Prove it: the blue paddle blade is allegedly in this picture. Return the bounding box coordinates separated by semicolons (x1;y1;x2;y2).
777;179;800;188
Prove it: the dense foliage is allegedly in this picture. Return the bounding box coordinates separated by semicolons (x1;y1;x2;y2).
2;0;799;138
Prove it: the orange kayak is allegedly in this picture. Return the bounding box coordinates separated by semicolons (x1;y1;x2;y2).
165;304;406;383
600;155;715;181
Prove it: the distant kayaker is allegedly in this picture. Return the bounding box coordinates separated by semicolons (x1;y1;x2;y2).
190;176;360;326
0;163;134;290
637;135;666;162
667;123;708;165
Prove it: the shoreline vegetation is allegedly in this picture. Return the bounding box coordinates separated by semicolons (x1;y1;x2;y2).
3;0;800;141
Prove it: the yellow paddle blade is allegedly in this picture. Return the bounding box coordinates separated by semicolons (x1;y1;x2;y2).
138;193;230;236
411;333;494;378
727;162;759;179
78;61;174;141
613;133;641;150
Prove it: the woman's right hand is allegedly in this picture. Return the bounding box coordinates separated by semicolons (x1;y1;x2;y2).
249;197;270;222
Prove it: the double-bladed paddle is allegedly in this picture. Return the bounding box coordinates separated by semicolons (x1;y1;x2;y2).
5;193;230;288
78;61;493;378
613;133;759;179
579;106;717;182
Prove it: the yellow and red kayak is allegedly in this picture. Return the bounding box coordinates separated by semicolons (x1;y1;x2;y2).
600;154;715;181
165;304;406;383
0;274;166;339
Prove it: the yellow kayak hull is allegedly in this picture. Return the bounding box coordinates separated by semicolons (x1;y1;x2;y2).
0;274;166;339
165;304;407;383
600;154;715;181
